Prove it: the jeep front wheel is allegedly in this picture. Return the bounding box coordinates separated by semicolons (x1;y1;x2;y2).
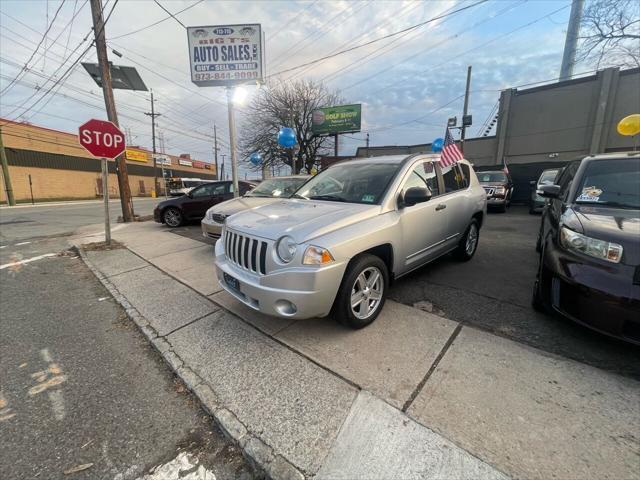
333;254;388;329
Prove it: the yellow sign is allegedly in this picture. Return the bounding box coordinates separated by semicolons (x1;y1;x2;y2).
126;149;148;162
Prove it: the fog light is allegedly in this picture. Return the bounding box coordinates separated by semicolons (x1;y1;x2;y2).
274;300;297;316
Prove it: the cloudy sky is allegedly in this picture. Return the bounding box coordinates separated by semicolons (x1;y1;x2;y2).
0;0;583;174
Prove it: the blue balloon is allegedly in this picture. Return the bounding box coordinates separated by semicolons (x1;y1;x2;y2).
431;137;444;153
277;127;297;148
249;152;262;166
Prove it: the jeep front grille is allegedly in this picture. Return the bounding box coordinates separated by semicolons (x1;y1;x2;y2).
483;187;495;196
225;231;268;275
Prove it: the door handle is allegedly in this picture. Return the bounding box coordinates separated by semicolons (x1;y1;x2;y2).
435;204;446;211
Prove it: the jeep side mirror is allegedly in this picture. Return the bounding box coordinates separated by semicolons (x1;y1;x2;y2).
402;186;432;207
537;184;561;198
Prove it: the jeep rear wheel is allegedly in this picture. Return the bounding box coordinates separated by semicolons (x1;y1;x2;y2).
454;219;479;261
333;254;388;329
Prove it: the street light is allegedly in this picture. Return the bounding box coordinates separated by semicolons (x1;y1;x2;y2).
232;86;248;105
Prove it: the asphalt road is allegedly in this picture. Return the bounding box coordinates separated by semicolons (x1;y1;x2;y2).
166;206;640;380
0;198;160;244
0;238;255;479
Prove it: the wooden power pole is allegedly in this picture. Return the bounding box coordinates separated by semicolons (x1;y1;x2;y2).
89;0;134;221
0;126;16;205
145;90;161;196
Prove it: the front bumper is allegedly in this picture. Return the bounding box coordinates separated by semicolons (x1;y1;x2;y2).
487;196;507;206
201;217;222;239
214;238;347;319
153;207;162;223
543;241;640;344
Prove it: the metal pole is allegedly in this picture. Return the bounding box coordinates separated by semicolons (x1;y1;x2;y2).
101;157;111;245
28;174;34;205
334;133;338;157
559;0;584;81
366;133;370;157
214;124;219;180
0;126;15;205
89;0;134;221
461;65;472;152
221;154;226;180
226;87;240;197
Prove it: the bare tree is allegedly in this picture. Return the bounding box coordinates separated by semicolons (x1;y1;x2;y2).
577;0;640;69
239;79;342;174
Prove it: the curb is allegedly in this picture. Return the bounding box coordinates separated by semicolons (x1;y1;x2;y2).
77;246;306;480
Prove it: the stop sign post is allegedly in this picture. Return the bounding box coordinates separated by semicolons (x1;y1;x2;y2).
78;119;127;245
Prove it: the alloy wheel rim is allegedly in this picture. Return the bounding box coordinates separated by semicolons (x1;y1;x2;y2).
165;209;180;227
466;224;478;255
350;266;383;320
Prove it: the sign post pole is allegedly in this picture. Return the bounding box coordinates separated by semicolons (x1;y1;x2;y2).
227;87;240;198
101;157;111;245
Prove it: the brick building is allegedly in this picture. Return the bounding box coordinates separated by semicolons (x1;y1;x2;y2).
0;119;217;203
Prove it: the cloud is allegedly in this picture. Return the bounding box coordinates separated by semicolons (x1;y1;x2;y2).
1;0;576;160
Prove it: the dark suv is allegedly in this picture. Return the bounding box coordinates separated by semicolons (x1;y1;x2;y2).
533;153;640;344
154;180;256;227
477;170;513;212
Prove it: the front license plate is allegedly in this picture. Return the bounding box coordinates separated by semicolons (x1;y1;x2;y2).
224;272;240;292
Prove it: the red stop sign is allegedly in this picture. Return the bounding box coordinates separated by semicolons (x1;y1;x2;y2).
78;119;126;159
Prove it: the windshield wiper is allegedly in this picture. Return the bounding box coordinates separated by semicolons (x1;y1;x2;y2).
309;194;347;202
246;193;270;197
291;193;307;199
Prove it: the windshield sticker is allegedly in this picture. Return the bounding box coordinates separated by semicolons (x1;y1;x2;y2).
362;194;375;203
577;186;602;202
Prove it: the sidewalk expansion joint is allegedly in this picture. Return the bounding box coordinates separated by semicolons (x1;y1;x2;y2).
160;311;219;338
401;323;462;413
104;264;152;279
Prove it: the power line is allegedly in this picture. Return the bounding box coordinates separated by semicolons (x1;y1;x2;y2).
335;0;524;90
365;3;571;99
267;0;489;78
0;0;119;124
0;0;68;96
153;0;186;28
266;0;319;42
108;0;204;40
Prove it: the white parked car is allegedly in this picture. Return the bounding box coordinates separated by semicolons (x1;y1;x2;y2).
215;154;487;328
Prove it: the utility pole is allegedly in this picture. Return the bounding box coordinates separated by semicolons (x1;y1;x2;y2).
560;0;584;81
366;133;370;157
221;154;226;180
213;124;219;180
145;89;161;196
0;126;16;206
89;0;134;221
460;65;472;152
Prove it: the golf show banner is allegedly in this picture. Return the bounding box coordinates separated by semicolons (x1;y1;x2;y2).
311;104;362;135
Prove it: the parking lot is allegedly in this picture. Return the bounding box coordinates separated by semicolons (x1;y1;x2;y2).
168;206;640;380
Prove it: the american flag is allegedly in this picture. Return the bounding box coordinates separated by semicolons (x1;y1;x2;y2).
439;128;464;167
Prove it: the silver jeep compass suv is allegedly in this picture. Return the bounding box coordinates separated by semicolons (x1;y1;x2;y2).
215;154;487;328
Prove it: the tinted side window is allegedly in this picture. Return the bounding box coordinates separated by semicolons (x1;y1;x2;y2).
404;162;439;195
557;161;580;201
441;164;465;193
458;163;471;188
191;185;213;198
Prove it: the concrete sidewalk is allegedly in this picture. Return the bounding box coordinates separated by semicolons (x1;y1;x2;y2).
74;222;640;480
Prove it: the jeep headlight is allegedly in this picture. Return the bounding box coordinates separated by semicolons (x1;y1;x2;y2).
303;246;334;265
495;186;506;194
276;236;297;263
560;227;622;263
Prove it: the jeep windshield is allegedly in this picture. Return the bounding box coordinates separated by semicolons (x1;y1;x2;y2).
574;158;640;209
294;163;400;204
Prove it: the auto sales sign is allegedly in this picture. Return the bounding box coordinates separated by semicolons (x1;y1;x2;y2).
187;24;263;87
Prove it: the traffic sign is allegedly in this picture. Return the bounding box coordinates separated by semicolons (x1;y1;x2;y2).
78;119;126;159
